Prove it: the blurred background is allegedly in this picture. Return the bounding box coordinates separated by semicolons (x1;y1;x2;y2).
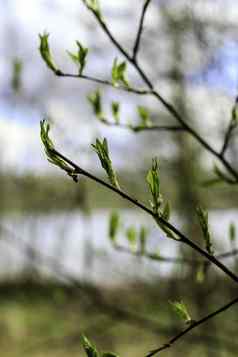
0;0;238;356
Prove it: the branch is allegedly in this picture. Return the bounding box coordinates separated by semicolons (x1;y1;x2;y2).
220;121;236;157
147;295;238;356
133;0;152;60
99;120;185;133
49;147;238;284
114;244;238;265
80;1;238;182
56;71;150;95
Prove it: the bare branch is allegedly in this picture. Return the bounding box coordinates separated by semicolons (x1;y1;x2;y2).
133;0;152;60
49;147;238;283
79;0;238;182
147;295;238;357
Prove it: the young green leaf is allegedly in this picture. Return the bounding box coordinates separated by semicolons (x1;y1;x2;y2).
162;201;171;221
229;222;236;242
11;58;22;92
196;206;213;255
102;353;120;357
92;138;120;189
146;158;162;214
126;226;137;251
137;106;152;127
170;301;192;324
40;119;78;182
81;335;99;357
111;58;129;87
109;212;120;243
39;32;60;73
83;0;102;19
67;41;88;75
139;226;148;254
213;164;233;184
231;97;238;128
88;90;106;122
111;101;120;124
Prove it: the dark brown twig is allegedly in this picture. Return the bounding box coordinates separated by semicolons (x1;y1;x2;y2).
79;1;238;183
133;0;152;60
50;148;238;284
147;295;238;357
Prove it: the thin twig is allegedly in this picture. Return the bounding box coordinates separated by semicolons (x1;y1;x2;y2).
133;0;152;60
114;244;238;265
50;148;238;284
101;120;185;132
79;1;238;182
220;121;236;157
147;295;238;357
56;72;150;95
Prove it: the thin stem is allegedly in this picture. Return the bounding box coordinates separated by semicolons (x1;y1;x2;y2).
101;120;185;132
56;72;150;95
133;0;152;60
147;295;238;357
220;121;236;157
50;148;238;283
114;244;238;265
80;2;238;182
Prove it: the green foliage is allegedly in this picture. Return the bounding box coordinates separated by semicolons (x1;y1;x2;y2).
146;158;162;214
40;120;78;182
126;226;137;251
137;106;152;128
81;336;120;357
231;98;238;128
11;58;23;92
83;0;102;19
67;41;88;75
170;300;192;324
196;206;213;255
109;211;120;243
111;101;120;124
229;222;236;242
112;58;129;87
213;164;232;184
39;32;60;73
139;226;148;254
92;138;120;189
81;335;99;357
88;90;106;122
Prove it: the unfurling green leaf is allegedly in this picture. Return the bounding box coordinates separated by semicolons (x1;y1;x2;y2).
11;58;23;92
40;119;78;182
92;138;120;188
139;226;148;254
231;97;238;128
39;32;60;73
146;158;162;214
137;106;152;127
109;212;120;243
170;301;192;324
81;335;99;357
84;0;102;19
112;58;129;87
196;206;213;255
88;90;106;122
229;223;236;242
213;164;233;184
111;101;120;124
126;226;137;251
162;202;171;221
67;41;88;75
